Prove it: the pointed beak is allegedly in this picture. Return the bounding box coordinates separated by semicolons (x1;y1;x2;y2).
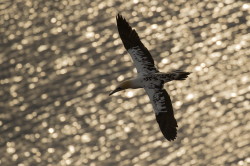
109;89;119;96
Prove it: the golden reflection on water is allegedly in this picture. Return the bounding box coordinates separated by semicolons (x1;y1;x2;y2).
0;0;250;165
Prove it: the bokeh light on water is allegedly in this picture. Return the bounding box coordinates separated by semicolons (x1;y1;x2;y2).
0;0;250;165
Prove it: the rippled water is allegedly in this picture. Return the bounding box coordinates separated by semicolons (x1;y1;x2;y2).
0;0;250;165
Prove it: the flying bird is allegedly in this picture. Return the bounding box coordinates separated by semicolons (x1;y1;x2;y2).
109;14;190;141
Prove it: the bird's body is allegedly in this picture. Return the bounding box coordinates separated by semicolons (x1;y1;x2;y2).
123;71;189;89
109;14;190;141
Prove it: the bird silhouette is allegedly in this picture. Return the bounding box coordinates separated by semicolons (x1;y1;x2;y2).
109;14;190;141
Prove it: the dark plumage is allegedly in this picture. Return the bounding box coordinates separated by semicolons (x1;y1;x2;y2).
116;14;158;73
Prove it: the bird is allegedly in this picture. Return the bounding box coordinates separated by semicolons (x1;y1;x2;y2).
109;14;190;141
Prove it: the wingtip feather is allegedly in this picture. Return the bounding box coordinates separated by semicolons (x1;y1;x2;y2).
156;112;178;141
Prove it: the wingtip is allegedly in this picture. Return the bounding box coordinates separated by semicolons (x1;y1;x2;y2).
164;128;177;141
156;112;178;141
166;138;176;141
116;13;122;19
116;13;126;21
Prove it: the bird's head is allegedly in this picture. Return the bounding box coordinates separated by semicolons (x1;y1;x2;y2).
109;81;131;96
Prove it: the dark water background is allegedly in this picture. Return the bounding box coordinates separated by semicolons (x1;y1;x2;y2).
0;0;249;165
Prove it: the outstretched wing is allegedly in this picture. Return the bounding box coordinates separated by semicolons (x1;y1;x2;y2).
116;14;159;75
144;87;178;141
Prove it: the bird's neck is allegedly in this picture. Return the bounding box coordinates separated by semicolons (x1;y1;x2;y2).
122;78;142;89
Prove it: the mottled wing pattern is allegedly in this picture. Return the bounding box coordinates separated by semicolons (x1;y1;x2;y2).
116;14;159;75
144;87;178;141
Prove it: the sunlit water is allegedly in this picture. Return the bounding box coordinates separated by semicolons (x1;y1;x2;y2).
0;0;250;165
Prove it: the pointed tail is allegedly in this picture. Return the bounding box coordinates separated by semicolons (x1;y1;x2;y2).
170;70;191;80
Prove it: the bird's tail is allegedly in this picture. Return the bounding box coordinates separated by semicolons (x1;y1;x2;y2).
158;70;191;83
170;70;191;80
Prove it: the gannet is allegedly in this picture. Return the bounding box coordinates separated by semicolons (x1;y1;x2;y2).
109;14;190;141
